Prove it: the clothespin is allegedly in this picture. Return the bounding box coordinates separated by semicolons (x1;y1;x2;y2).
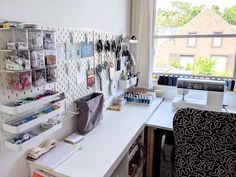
69;31;75;44
85;33;88;44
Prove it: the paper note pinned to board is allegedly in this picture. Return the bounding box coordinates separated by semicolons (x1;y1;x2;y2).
57;43;66;61
76;70;86;85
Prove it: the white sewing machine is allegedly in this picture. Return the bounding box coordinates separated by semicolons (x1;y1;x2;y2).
172;78;225;111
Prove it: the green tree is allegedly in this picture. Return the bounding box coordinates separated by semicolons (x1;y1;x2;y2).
222;6;236;25
186;57;216;75
156;1;236;27
211;5;222;16
156;1;204;27
171;59;180;68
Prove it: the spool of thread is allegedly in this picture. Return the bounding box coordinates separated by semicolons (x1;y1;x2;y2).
163;75;169;85
231;80;235;91
168;75;173;86
158;75;164;85
227;79;233;91
172;76;178;86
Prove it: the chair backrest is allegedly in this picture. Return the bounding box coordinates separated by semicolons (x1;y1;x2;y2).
173;108;236;177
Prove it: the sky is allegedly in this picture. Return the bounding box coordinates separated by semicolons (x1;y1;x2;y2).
157;0;236;9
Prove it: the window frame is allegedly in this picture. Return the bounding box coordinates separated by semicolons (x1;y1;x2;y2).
179;54;195;69
211;31;223;48
210;55;228;73
187;32;197;48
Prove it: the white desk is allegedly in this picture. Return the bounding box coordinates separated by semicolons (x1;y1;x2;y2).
145;99;236;177
30;98;163;177
146;99;236;131
30;98;236;177
146;100;175;131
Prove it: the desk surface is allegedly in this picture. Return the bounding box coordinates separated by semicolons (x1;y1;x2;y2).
53;98;163;177
146;100;175;131
146;99;236;131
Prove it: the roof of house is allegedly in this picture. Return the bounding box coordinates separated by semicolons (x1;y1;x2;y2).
177;8;236;34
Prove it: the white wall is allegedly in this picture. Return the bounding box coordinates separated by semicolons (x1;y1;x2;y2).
0;1;131;177
0;0;130;34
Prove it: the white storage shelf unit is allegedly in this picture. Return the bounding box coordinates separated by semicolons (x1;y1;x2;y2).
5;122;62;151
0;90;60;114
3;108;61;134
0;90;63;151
0;28;57;90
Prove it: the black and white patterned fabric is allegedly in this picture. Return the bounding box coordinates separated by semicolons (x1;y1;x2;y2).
173;108;236;177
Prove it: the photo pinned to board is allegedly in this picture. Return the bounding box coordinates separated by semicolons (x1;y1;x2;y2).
45;50;57;66
66;31;81;60
86;60;95;88
66;43;81;60
80;33;94;58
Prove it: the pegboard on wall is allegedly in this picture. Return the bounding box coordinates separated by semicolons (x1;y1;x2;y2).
0;25;126;116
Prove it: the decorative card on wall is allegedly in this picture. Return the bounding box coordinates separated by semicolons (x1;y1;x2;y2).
46;66;57;83
32;68;47;87
43;31;56;49
66;43;81;60
28;30;43;49
45;50;57;66
30;50;45;68
5;50;30;71
86;68;95;88
80;41;94;58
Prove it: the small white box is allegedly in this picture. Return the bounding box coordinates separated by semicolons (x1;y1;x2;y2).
119;79;130;89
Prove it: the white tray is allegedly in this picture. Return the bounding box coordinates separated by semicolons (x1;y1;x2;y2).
119;77;137;89
5;123;62;151
119;79;131;89
3;108;61;134
0;91;60;115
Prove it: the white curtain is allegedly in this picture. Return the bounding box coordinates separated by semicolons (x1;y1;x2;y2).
131;0;156;89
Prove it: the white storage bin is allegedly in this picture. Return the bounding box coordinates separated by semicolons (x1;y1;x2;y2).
5;122;62;151
119;79;130;89
130;77;137;86
3;108;60;134
0;90;60;114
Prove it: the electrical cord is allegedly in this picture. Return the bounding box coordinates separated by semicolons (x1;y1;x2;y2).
222;104;228;113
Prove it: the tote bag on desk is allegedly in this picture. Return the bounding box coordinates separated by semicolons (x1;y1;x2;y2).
75;93;104;134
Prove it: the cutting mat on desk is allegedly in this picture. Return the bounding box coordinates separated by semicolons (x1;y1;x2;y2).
28;141;79;171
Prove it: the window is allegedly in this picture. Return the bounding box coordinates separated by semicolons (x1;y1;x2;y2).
154;1;236;77
212;32;223;47
187;32;197;47
211;56;227;72
180;55;194;68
